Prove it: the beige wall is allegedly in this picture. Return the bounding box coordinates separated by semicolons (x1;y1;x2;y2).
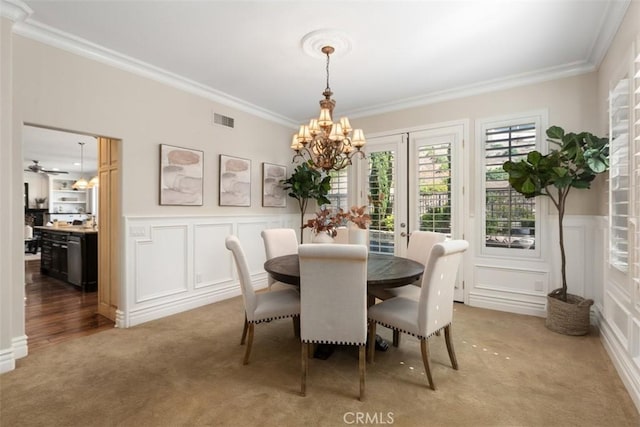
13;36;297;217
355;72;602;215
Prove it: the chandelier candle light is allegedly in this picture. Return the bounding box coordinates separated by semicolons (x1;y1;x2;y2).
291;45;366;171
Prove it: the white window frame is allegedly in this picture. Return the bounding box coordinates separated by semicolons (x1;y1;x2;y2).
476;110;548;259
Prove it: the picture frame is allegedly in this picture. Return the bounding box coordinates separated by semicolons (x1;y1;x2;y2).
262;163;287;207
219;154;251;206
159;144;204;206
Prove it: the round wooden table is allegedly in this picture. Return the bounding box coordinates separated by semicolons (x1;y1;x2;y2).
264;252;424;295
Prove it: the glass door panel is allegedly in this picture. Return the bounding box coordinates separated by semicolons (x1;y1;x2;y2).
362;134;407;256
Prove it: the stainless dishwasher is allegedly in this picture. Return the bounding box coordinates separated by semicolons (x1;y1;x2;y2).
67;235;82;286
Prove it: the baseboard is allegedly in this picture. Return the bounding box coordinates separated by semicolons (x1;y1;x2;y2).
12;335;28;359
598;314;640;413
0;346;15;374
122;278;267;328
468;292;546;317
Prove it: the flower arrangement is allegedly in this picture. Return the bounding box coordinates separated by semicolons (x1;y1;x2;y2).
347;205;371;229
304;208;340;237
304;205;371;237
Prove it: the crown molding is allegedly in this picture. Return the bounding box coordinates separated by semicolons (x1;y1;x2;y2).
587;0;631;66
344;60;596;119
0;0;32;22
2;0;629;126
9;13;298;129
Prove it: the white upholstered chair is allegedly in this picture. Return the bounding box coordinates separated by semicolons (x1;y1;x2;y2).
367;240;469;390
369;231;447;346
261;228;299;290
298;243;368;400
387;231;447;300
225;235;301;365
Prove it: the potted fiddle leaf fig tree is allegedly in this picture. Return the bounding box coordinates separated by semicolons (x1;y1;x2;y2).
281;160;331;243
502;125;609;335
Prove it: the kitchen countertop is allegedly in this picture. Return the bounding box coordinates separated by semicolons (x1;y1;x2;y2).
35;225;98;234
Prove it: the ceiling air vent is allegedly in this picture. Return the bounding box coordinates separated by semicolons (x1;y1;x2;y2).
213;113;235;128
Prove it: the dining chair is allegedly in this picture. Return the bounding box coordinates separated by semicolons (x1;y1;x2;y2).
225;235;301;365
298;243;368;400
369;231;447;346
387;231;447;300
261;228;299;290
367;239;469;390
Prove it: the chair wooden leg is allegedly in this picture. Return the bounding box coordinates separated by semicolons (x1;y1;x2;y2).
240;315;249;345
392;330;400;347
359;345;366;401
420;338;435;390
367;321;377;363
444;324;458;370
293;316;300;338
243;323;254;365
301;342;308;396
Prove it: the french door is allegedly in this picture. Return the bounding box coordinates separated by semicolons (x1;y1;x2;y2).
360;124;465;301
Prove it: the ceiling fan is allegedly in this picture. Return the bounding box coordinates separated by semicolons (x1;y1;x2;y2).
24;160;69;175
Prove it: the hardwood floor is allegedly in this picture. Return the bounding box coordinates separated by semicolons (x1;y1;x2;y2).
24;259;114;352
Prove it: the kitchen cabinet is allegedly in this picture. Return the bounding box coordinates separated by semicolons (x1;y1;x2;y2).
40;229;69;283
37;226;98;291
48;177;89;216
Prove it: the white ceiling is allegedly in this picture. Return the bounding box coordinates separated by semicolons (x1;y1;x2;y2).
23;126;97;176
12;0;630;171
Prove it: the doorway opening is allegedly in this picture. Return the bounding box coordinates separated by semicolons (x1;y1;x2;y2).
22;124;120;350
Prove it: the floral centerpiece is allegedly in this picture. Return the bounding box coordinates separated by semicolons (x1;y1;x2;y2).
304;207;341;238
346;205;371;229
304;205;371;242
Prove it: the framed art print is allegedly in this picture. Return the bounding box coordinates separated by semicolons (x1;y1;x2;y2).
159;144;203;206
219;154;251;206
262;163;287;207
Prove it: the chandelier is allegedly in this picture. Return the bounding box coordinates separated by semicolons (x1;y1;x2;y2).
290;45;366;171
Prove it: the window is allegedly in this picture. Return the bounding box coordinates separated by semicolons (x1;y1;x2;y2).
609;76;630;272
326;169;348;211
483;121;538;251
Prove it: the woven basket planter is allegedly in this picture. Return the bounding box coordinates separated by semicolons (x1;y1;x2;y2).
545;292;593;336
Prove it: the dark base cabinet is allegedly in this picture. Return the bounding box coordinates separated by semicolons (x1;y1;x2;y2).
39;228;97;292
40;230;68;283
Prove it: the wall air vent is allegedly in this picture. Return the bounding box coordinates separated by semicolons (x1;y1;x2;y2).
213;113;235;128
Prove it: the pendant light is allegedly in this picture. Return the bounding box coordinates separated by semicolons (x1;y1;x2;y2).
72;142;88;190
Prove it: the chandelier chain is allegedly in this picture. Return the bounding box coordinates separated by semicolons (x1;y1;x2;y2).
325;50;331;92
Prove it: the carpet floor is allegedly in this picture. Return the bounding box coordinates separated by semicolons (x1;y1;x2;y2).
1;297;638;427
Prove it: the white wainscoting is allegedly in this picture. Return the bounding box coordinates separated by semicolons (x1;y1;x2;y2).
468;215;599;318
595;215;640;412
121;214;298;328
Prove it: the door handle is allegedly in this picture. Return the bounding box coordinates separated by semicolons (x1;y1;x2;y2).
400;232;407;237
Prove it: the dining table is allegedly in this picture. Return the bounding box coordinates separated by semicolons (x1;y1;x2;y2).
264;252;425;358
264;252;424;296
